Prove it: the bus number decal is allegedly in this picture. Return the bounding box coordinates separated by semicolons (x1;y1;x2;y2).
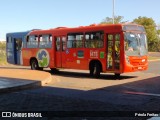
37;49;50;67
90;50;98;58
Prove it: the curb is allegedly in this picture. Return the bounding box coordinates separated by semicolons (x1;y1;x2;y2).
0;81;41;94
148;59;160;62
41;74;53;86
0;69;53;94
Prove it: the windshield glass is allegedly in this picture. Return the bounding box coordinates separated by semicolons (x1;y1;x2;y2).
124;32;148;56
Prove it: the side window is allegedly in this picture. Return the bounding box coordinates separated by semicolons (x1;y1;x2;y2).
27;35;38;48
85;31;104;48
67;33;83;48
7;37;13;49
39;35;52;48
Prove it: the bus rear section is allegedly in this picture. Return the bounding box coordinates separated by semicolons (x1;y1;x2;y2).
6;31;31;65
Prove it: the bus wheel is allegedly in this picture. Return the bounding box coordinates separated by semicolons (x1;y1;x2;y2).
39;67;43;71
50;68;59;73
115;73;120;78
31;59;39;70
90;63;101;78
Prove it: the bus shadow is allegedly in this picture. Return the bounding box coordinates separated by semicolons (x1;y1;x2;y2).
45;70;137;80
0;66;30;70
0;66;137;80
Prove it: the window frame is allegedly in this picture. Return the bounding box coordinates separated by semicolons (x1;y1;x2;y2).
26;35;38;48
67;32;84;48
85;31;104;48
39;34;52;48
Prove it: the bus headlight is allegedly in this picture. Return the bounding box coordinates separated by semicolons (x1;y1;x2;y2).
142;59;145;62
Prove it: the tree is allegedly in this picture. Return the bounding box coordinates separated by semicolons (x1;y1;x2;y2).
100;16;124;24
133;16;159;51
157;29;160;35
0;42;6;51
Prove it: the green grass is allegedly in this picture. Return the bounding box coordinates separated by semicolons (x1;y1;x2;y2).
0;42;7;65
0;51;8;65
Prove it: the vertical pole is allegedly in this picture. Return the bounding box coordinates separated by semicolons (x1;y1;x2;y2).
113;0;115;24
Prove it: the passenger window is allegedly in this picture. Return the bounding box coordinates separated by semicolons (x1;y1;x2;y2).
85;31;104;48
27;35;38;48
39;35;52;48
7;37;13;49
67;33;83;48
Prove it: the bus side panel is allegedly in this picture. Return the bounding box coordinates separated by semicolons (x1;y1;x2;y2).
64;48;107;70
65;48;77;69
73;48;88;70
64;48;91;70
85;49;107;71
6;31;31;65
22;49;41;66
45;48;54;68
22;48;55;68
22;48;33;66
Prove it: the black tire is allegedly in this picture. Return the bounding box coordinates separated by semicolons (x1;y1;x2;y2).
115;73;120;79
50;68;59;73
39;67;44;71
31;59;39;70
90;62;101;78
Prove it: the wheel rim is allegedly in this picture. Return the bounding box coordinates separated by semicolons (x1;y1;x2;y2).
93;65;96;75
31;61;37;70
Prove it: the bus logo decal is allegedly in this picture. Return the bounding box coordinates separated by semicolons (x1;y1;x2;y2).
66;49;69;54
37;49;50;67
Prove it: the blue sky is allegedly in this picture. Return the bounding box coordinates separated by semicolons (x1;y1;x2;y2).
0;0;160;40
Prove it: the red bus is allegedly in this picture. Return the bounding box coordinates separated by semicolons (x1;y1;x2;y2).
7;23;148;78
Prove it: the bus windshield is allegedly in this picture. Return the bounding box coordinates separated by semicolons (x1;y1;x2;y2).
124;32;148;56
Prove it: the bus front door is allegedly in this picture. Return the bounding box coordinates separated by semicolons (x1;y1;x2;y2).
55;36;67;68
14;38;22;65
107;33;120;72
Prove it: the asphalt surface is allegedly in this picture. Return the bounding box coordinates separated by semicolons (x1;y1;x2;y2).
0;61;160;120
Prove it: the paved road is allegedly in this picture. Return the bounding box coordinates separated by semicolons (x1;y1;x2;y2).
0;61;160;119
144;61;160;74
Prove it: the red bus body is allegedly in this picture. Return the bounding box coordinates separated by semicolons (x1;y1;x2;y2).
16;24;148;77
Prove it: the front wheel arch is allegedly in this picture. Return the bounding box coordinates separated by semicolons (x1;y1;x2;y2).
89;60;102;78
30;58;40;70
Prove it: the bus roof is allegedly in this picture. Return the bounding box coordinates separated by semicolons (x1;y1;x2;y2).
6;29;41;38
29;23;144;35
28;24;122;34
